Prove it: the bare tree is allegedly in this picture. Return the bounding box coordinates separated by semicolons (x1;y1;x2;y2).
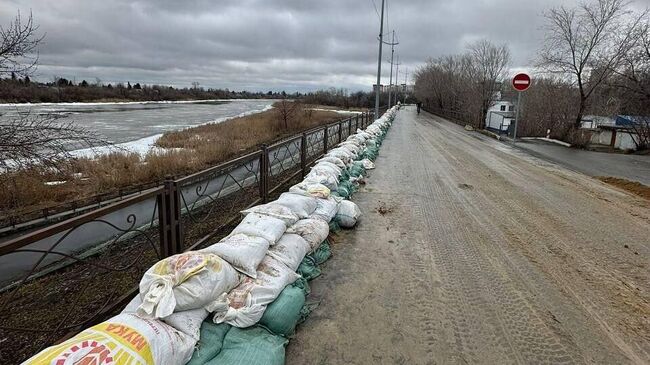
468;40;511;129
1;11;108;171
0;10;43;77
275;98;299;131
0;113;107;170
538;0;645;129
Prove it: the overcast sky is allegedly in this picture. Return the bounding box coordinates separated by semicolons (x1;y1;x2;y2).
1;0;648;92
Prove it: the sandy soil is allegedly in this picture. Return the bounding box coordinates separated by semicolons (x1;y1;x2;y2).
286;107;649;364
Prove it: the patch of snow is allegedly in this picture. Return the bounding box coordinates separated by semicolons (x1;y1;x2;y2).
44;181;67;186
521;137;572;147
309;108;362;114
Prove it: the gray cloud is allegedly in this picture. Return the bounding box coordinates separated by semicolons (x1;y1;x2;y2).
1;0;643;92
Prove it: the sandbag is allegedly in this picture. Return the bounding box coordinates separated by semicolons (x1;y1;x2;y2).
23;313;195;365
297;256;321;281
304;169;339;191
361;158;375;170
336;200;361;228
200;233;270;278
231;212;287;244
186;322;231;365
288;181;330;198
313;161;343;176
312;241;332;265
275;192;318;218
137;252;240;319
310;196;339;222
213;255;300;328
259;285;306;336
268;233;310;271
241;203;299;226
123;296;209;341
208;326;287;365
286;218;330;251
316;156;346;169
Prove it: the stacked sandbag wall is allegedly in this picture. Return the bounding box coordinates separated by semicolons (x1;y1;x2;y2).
22;105;399;365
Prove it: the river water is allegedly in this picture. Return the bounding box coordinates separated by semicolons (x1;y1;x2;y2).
0;99;276;148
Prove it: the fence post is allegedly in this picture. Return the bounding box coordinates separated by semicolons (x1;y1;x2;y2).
323;126;329;155
158;178;182;258
259;144;269;203
300;133;308;178
338;120;343;143
350;116;355;135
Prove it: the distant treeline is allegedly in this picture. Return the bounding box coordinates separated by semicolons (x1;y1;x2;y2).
0;74;412;108
301;88;413;109
0;74;288;103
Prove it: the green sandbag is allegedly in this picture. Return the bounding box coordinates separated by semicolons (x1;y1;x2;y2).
259;285;306;337
297;256;321;280
312;241;332;265
348;162;366;178
292;276;311;296
187;322;231;365
328;219;341;233
337;185;351;199
208;326;288;365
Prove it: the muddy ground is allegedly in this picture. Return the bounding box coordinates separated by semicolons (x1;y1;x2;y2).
286;107;649;364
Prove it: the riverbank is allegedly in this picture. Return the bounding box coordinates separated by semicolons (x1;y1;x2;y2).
0;103;354;224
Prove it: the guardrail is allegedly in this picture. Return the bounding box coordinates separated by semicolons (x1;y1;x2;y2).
422;106;481;128
0;110;377;364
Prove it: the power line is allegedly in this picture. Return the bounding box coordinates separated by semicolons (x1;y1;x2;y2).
370;0;381;19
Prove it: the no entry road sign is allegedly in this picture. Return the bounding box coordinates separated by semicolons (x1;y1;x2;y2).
512;73;531;92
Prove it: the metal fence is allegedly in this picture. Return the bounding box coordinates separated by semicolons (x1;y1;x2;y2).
0;111;375;364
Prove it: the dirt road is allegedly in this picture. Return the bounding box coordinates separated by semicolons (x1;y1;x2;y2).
286;107;649;364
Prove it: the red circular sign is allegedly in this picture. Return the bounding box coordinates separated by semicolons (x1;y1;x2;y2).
512;73;531;92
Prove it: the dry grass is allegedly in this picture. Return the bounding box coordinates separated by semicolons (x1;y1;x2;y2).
1;103;349;220
597;176;650;200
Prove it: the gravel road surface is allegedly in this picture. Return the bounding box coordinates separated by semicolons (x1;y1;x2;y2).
286;107;649;364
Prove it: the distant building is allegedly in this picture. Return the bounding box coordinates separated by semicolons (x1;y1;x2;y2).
582;115;649;151
485;95;515;133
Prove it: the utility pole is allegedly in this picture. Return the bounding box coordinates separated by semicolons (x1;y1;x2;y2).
388;30;395;109
374;0;385;120
394;54;400;106
403;68;408;104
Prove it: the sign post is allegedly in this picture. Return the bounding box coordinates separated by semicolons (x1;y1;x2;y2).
511;73;531;141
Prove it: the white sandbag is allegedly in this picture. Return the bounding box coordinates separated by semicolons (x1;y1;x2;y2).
338;142;362;155
137;252;240;319
123;296;209;341
268;233;311;271
200;233;270;278
361;158;375;170
311;196;339;222
275;192;318;218
231;212;287;243
287;218;330;251
241;202;299;226
336;200;362;228
313;161;343;176
213;255;300;328
304;169;339;191
23;313;195;365
316;156;346;169
325;149;352;164
289;181;330;198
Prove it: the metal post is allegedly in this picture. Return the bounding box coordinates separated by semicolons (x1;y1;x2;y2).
388;30;395;109
323;126;329;154
259;145;269;203
374;0;385;120
300;133;308;178
350;116;355;135
338;120;343;143
158;179;182;258
513;91;521;141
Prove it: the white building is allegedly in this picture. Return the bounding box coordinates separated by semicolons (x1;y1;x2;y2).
485;98;515;133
